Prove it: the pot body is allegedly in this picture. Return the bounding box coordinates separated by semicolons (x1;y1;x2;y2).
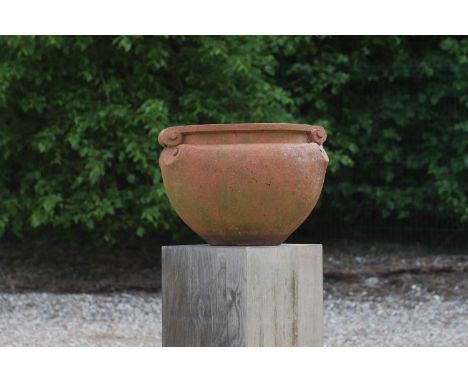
158;124;328;246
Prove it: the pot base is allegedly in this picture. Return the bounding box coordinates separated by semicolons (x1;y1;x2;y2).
204;235;285;247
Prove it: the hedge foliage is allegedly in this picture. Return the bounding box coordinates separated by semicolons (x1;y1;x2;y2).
0;36;467;243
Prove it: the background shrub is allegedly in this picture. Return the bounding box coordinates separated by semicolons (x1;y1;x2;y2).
0;36;467;244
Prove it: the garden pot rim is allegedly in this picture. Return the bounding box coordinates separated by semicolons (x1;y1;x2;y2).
158;123;327;147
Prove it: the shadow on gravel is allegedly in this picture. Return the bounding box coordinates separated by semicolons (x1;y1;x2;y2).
0;240;467;300
0;241;163;293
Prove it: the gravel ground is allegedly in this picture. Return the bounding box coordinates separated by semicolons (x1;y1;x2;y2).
1;290;466;346
324;294;468;346
0;293;162;346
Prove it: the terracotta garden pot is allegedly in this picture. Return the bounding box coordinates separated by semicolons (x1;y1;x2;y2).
158;123;328;246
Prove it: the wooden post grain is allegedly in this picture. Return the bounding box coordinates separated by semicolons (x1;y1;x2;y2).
162;244;323;347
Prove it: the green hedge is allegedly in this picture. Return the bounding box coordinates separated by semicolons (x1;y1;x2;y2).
0;36;467;243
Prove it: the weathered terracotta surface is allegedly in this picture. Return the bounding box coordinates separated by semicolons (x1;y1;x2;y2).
158;123;328;245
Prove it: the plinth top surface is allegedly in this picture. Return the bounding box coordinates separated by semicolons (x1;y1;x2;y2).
162;243;322;249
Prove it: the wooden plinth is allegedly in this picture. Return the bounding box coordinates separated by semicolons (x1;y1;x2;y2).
162;244;323;347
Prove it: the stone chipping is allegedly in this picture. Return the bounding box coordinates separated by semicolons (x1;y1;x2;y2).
0;289;466;346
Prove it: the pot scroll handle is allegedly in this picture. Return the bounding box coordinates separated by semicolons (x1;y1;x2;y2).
308;125;329;163
307;125;327;145
158;128;183;147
